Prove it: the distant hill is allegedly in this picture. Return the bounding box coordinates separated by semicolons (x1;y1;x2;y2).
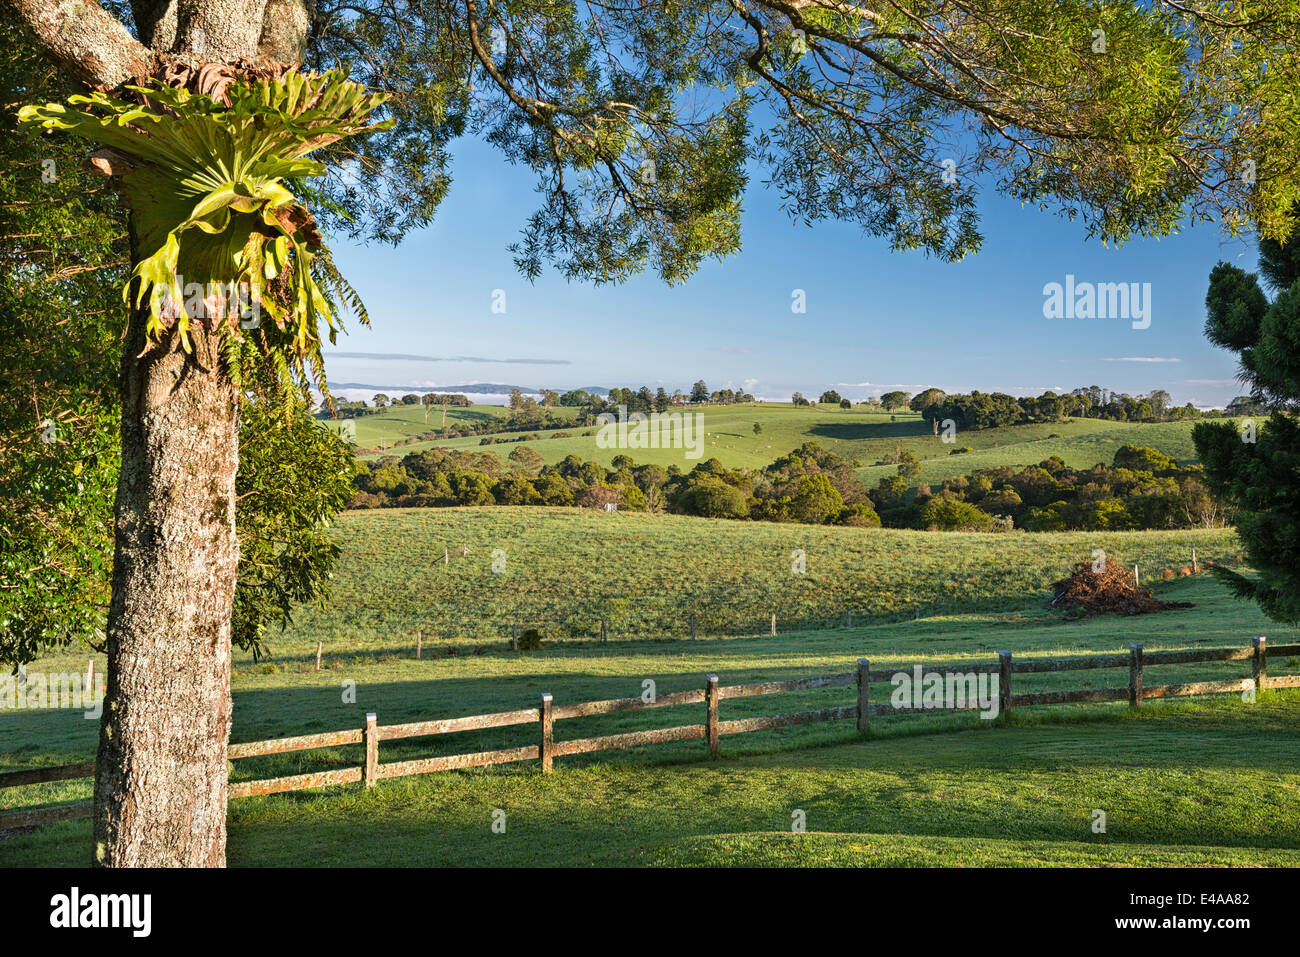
351;402;1219;485
328;382;535;394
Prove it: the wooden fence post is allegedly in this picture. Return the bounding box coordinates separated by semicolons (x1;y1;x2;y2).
846;610;852;628
1133;564;1140;588
705;675;719;756
1192;548;1198;573
1129;643;1143;708
511;624;518;651
856;658;870;733
1253;636;1267;696
540;694;553;773
314;640;322;672
600;618;606;643
416;631;422;660
997;651;1012;718
363;713;378;789
770;613;776;636
690;613;696;641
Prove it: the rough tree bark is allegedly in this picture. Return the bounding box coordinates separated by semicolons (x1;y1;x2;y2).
93;283;241;867
7;0;154;88
6;0;309;866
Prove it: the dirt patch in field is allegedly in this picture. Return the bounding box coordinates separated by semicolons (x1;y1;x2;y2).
1047;558;1194;618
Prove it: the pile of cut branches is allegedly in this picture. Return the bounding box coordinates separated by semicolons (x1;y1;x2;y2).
1048;559;1193;618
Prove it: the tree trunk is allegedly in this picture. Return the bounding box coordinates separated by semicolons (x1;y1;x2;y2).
92;252;240;866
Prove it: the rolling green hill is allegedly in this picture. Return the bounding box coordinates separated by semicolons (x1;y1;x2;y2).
260;507;1240;648
347;402;1229;484
857;418;1217;488
341;402;581;451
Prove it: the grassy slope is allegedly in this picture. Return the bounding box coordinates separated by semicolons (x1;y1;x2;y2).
241;507;1243;645
858;419;1212;488
346;402;513;450
349;402;1224;485
345;402;582;451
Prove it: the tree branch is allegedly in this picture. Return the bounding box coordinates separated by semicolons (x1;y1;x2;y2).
3;0;155;90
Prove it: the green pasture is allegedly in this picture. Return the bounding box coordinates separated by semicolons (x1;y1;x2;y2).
346;402;1224;482
223;507;1244;646
5;550;1297;867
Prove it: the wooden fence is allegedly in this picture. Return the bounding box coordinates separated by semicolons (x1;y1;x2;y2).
3;637;1297;830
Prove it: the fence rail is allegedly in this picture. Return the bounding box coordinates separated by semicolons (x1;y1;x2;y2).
4;638;1298;830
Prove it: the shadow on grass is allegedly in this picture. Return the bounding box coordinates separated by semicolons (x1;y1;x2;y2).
4;692;1296;866
809;420;928;441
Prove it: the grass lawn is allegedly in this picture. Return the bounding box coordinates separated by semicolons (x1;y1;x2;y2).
5;540;1297;867
5;694;1297;867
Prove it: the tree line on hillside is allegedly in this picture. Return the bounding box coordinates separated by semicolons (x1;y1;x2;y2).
326;380;752;416
326;393;475;422
332;382;1235;435
566;381;756;409
920;389;1210;431
350;439;1227;533
352;442;879;524
875;446;1231;531
322;382;757;446
794;385;1219;427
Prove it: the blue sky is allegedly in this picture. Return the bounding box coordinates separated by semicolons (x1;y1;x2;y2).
324;135;1258;408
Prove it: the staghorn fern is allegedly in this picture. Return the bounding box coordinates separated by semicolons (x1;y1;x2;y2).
18;69;390;400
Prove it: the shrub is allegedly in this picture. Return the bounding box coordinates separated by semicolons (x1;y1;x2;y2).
917;497;996;531
840;503;882;527
790;474;845;524
674;477;750;518
533;473;575;505
619;484;648;511
494;475;541;506
1113;444;1177;472
517;629;543;650
978;487;1022;513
